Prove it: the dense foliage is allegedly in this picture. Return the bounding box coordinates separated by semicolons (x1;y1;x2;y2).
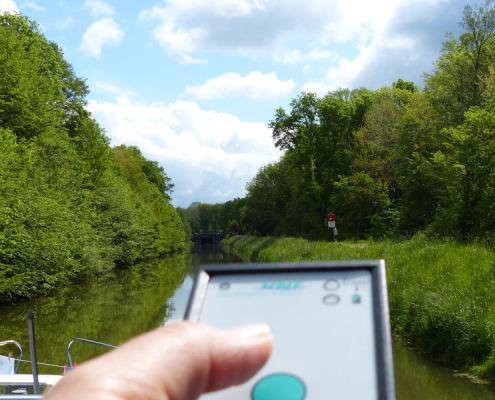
179;198;245;235
0;15;186;301
213;2;495;242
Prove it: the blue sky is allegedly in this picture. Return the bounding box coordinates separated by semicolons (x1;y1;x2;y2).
1;0;472;206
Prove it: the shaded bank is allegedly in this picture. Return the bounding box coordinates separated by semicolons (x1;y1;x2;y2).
222;235;495;383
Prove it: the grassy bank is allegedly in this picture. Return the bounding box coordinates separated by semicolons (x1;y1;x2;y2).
222;235;495;382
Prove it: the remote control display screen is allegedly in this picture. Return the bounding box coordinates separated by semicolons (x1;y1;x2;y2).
198;269;377;400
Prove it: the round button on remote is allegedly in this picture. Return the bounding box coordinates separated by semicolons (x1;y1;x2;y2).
322;294;340;305
252;373;306;400
323;279;340;291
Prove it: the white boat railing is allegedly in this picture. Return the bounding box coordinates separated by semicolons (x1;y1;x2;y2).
1;335;115;397
0;341;23;374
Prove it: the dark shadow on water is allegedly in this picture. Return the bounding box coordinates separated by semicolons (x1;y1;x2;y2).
191;243;242;264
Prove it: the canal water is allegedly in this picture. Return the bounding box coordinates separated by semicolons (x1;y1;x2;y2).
0;245;494;399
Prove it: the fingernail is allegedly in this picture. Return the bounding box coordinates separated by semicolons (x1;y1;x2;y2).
234;323;272;340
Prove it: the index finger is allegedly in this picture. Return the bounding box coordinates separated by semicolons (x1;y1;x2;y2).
44;322;273;400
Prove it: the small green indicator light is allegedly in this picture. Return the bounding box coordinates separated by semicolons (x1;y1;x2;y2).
352;294;361;304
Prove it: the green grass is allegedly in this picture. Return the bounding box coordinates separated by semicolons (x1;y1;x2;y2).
222;234;495;381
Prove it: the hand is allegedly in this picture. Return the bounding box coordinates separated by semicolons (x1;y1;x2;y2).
44;322;273;400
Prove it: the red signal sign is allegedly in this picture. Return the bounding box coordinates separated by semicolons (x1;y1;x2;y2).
326;213;336;222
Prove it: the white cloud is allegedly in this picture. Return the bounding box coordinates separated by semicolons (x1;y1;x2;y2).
0;0;18;13
302;8;413;93
80;17;124;58
185;71;295;101
139;0;405;60
87;97;280;206
84;0;113;17
157;24;203;54
302;0;462;93
140;0;463;88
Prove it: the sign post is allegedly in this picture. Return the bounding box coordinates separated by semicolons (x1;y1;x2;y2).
326;213;337;242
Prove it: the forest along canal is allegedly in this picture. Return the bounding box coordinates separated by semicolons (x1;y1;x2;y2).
0;245;494;399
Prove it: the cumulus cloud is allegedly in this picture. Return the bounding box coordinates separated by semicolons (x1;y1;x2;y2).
140;0;467;88
304;35;417;93
0;0;18;13
87;97;280;206
80;17;124;58
304;0;467;93
84;0;113;17
139;0;409;59
185;71;295;101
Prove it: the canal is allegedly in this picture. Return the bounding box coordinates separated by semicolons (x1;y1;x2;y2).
0;245;494;399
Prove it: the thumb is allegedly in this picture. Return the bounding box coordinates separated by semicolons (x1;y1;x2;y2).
45;322;273;400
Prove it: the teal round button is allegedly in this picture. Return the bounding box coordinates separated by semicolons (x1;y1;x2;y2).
251;373;306;400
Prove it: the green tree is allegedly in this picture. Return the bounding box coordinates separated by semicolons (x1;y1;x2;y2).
242;161;291;235
395;92;444;233
267;90;373;238
0;15;186;301
431;102;495;239
425;1;495;124
0;15;87;139
329;173;397;238
392;79;418;92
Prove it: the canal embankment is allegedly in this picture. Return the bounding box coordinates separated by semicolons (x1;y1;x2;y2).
222;235;495;384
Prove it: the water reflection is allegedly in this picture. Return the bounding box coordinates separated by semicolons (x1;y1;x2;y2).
393;339;495;399
0;256;187;374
